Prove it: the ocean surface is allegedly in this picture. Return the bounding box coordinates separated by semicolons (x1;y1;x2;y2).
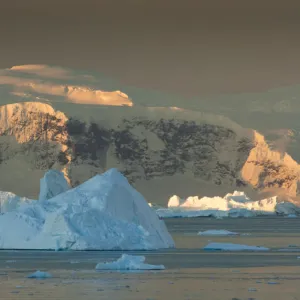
1;216;300;300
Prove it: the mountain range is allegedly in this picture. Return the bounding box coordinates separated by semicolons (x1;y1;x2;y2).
1;64;300;205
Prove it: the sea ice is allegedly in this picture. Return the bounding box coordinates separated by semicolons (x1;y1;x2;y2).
95;254;165;270
203;242;269;251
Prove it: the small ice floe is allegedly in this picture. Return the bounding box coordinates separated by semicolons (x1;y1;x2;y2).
198;230;239;236
27;270;52;279
95;254;165;271
203;242;269;251
69;260;80;264
268;281;279;285
286;214;297;218
278;248;300;252
278;244;300;252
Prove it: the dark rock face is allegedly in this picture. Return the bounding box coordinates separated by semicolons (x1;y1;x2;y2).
66;117;252;186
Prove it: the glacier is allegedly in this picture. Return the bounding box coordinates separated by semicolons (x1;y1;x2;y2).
155;191;300;218
0;168;174;250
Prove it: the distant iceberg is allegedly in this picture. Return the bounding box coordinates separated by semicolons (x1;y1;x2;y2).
0;168;174;250
27;270;52;279
198;230;239;236
203;242;269;251
154;191;300;218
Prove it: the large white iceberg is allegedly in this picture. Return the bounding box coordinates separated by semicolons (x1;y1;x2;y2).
95;254;165;270
0;168;174;250
155;191;300;218
39;170;70;202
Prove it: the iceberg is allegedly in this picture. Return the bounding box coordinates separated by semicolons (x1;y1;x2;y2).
27;271;52;279
198;230;239;236
203;242;269;251
286;214;297;218
95;254;165;270
39;170;70;202
154;191;300;218
0;168;174;250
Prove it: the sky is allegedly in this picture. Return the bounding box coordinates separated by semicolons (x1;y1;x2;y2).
1;0;300;97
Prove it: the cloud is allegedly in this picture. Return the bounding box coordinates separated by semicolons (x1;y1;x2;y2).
9;65;73;80
0;65;133;107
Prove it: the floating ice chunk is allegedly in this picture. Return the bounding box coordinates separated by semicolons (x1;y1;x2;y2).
278;248;300;252
27;270;52;279
198;230;239;236
203;242;269;251
286;214;297;218
69;260;80;264
268;281;279;285
39;170;70;202
95;254;165;271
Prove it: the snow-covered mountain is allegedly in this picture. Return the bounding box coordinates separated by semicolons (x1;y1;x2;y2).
1;65;300;204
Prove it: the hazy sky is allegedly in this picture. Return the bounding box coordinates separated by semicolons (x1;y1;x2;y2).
1;0;300;97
